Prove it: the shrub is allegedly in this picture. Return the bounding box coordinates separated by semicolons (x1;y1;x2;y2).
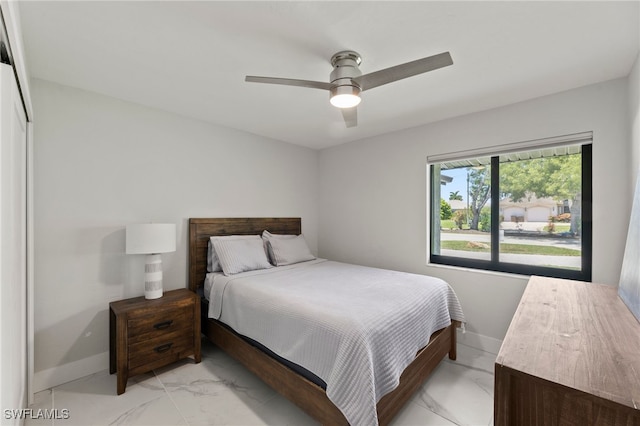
479;209;491;232
547;221;556;234
453;210;466;229
440;199;452;220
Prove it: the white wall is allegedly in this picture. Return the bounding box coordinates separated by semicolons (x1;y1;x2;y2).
630;51;640;183
31;68;637;390
0;64;28;422
1;0;36;409
318;78;631;348
31;79;319;391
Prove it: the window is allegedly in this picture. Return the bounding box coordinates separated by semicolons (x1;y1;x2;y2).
429;135;592;281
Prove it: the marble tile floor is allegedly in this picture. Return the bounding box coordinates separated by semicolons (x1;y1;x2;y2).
26;339;496;426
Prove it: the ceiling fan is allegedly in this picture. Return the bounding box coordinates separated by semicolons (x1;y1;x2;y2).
245;50;453;128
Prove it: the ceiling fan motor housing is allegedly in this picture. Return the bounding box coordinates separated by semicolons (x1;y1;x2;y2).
330;50;362;100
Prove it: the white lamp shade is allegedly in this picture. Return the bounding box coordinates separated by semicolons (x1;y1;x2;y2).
126;223;176;254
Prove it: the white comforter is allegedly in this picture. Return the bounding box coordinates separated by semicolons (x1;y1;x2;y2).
206;259;465;426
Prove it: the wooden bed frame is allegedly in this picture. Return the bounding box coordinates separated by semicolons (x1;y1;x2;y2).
188;217;460;425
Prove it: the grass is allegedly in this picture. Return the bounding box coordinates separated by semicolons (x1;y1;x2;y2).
542;223;571;233
441;220;572;234
441;240;580;256
440;220;469;230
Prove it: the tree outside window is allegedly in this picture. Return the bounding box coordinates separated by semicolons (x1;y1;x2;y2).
429;143;591;281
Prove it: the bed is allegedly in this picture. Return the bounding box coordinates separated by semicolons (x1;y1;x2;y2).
188;217;464;426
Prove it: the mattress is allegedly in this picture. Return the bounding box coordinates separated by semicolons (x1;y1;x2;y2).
205;259;465;426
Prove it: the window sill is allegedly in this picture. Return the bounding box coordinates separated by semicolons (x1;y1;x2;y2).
425;260;532;281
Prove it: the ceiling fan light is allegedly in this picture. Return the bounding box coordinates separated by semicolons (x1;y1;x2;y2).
330;94;361;108
330;85;361;108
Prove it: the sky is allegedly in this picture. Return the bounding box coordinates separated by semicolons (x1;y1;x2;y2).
441;167;470;202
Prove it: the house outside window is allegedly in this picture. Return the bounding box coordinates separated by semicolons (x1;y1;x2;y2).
428;133;592;281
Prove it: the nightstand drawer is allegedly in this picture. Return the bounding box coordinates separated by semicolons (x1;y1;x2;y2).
128;330;193;370
127;306;193;344
110;288;201;394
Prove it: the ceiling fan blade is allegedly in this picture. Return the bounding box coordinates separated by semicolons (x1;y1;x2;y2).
245;76;333;91
341;107;358;128
353;51;453;91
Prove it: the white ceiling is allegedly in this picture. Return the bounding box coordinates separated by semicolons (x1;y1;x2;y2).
17;1;640;150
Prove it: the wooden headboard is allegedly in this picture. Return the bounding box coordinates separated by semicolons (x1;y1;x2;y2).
188;218;302;292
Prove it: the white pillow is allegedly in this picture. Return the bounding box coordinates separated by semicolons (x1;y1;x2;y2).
207;235;257;272
267;234;315;266
213;237;273;276
261;230;296;264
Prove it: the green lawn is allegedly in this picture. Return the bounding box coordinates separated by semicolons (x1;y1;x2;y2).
542;223;571;233
441;220;571;234
441;240;580;256
440;220;469;230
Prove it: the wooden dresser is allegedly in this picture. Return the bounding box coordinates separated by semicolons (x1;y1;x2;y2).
109;288;201;394
495;276;640;426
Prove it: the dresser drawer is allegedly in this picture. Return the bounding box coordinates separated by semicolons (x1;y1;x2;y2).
127;306;194;344
128;329;193;370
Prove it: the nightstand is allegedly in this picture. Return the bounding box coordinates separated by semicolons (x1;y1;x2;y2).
109;288;201;395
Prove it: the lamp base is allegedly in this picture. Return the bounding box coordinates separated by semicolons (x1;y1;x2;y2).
144;254;163;299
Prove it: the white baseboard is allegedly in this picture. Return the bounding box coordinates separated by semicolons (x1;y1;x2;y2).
456;329;503;355
33;351;109;393
32;331;501;393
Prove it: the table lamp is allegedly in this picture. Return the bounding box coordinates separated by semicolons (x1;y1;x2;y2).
126;223;176;299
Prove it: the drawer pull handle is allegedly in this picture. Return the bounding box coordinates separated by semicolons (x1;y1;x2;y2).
154;343;173;353
153;320;173;330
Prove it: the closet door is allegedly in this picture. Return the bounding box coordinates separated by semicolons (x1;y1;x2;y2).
0;62;28;420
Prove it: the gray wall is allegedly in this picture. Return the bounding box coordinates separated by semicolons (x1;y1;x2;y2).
32;79;319;390
318;77;632;350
